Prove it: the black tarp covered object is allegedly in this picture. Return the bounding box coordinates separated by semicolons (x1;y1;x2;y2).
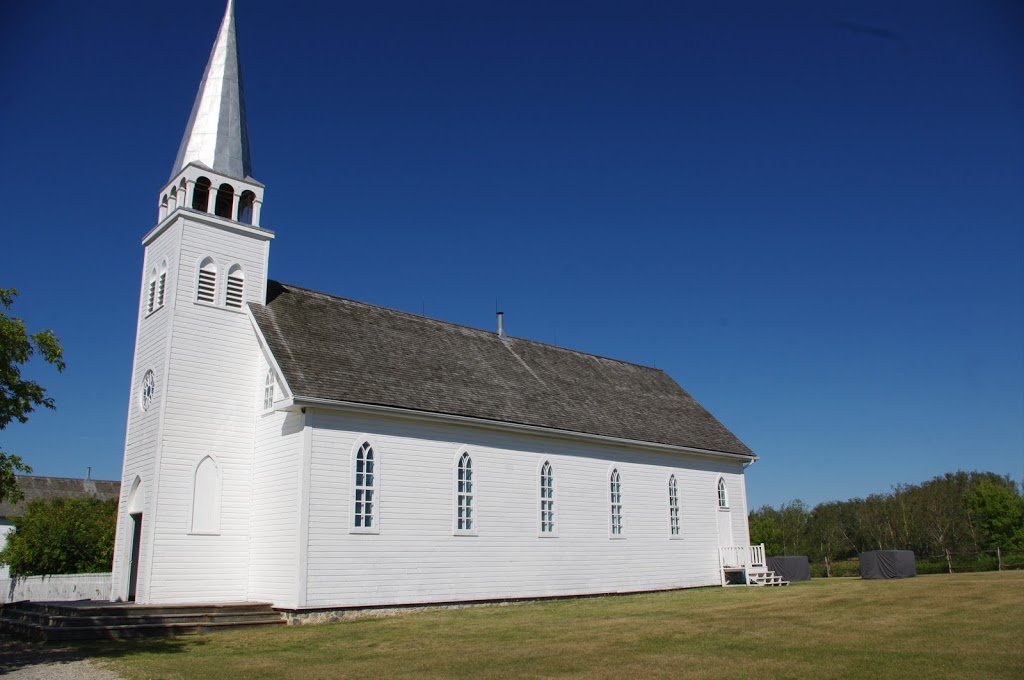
859;550;917;579
767;556;811;581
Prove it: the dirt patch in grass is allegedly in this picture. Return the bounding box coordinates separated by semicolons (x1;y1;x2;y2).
77;572;1024;679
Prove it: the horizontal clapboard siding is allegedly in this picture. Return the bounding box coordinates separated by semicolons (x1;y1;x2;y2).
304;410;748;608
142;217;269;604
111;224;183;602
248;356;303;607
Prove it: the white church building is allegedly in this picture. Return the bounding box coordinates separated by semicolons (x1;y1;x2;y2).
111;1;766;612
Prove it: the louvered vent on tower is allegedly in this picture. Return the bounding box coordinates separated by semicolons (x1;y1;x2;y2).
197;258;217;303
157;271;167;308
225;266;245;308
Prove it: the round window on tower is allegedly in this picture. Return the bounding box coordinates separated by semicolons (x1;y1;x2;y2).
140;370;156;412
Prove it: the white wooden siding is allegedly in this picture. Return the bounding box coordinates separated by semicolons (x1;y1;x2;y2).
110;223;183;602
304;409;748;608
248;355;303;607
114;213;271;604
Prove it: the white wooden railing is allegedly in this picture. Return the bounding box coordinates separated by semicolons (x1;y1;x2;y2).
719;544;767;570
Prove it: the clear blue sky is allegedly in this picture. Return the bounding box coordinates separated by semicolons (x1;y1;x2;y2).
1;1;1021;509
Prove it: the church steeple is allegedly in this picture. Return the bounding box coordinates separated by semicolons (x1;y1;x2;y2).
171;0;252;181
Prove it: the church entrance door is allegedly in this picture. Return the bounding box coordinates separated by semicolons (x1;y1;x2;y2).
127;513;142;602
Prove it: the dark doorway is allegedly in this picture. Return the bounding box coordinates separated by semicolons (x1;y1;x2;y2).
128;513;142;602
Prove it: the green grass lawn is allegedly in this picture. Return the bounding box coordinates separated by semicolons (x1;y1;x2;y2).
83;571;1023;679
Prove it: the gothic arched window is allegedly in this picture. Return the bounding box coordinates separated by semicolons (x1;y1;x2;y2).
455;452;474;533
540;461;554;535
669;475;680;536
609;468;622;536
353;442;376;530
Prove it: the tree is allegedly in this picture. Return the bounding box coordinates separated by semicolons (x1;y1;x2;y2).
749;505;782;555
0;497;118;576
967;479;1024;551
0;287;65;505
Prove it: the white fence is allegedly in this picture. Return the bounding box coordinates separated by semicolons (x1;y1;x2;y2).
1;573;111;604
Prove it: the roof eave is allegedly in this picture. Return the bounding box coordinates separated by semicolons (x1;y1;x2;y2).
281;395;758;463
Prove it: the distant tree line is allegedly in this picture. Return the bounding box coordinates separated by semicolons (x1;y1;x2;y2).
749;471;1024;562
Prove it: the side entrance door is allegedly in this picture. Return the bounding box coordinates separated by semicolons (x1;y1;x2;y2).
127;513;142;602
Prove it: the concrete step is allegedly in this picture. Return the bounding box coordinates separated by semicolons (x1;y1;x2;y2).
0;600;284;641
0;617;285;642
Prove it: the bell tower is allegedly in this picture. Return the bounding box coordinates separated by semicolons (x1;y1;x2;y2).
111;0;274;604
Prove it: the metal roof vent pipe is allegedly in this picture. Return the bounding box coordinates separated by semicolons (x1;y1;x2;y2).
497;311;506;340
86;466;92;481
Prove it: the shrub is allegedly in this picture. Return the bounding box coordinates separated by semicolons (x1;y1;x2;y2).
0;497;117;576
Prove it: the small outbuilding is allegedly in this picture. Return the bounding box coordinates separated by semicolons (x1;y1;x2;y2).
859;550;916;579
766;556;811;582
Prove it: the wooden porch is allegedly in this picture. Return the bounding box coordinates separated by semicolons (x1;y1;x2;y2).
719;544;789;586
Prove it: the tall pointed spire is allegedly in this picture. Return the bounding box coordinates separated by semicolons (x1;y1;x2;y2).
171;0;252;181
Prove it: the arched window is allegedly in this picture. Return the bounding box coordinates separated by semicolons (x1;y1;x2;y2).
225;265;244;308
237;190;256;224
456;452;474;533
196;257;217;303
214;183;234;218
540;461;554;534
160;194;169;220
353;442;375;529
193;177;211;211
717;477;728;509
609;468;622;536
263;370;275;410
669;475;680;536
191;456;221;534
169;186;178;211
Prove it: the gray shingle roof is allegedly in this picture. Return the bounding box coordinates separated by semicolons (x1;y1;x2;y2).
250;282;754;457
0;476;120;518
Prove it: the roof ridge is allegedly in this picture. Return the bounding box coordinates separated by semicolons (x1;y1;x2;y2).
266;280;667;374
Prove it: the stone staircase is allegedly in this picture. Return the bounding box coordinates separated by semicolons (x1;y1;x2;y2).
0;600;285;641
747;570;789;586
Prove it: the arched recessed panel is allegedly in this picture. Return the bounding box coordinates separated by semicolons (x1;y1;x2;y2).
127;476;144;514
191;456;221;533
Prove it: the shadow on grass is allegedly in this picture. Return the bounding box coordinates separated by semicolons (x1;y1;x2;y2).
0;631;205;674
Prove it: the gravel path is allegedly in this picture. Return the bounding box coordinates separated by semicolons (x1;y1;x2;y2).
0;635;123;680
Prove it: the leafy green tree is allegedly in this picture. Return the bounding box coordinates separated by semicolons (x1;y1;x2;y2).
749;506;782;555
0;287;65;505
967;479;1024;550
0;497;118;576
